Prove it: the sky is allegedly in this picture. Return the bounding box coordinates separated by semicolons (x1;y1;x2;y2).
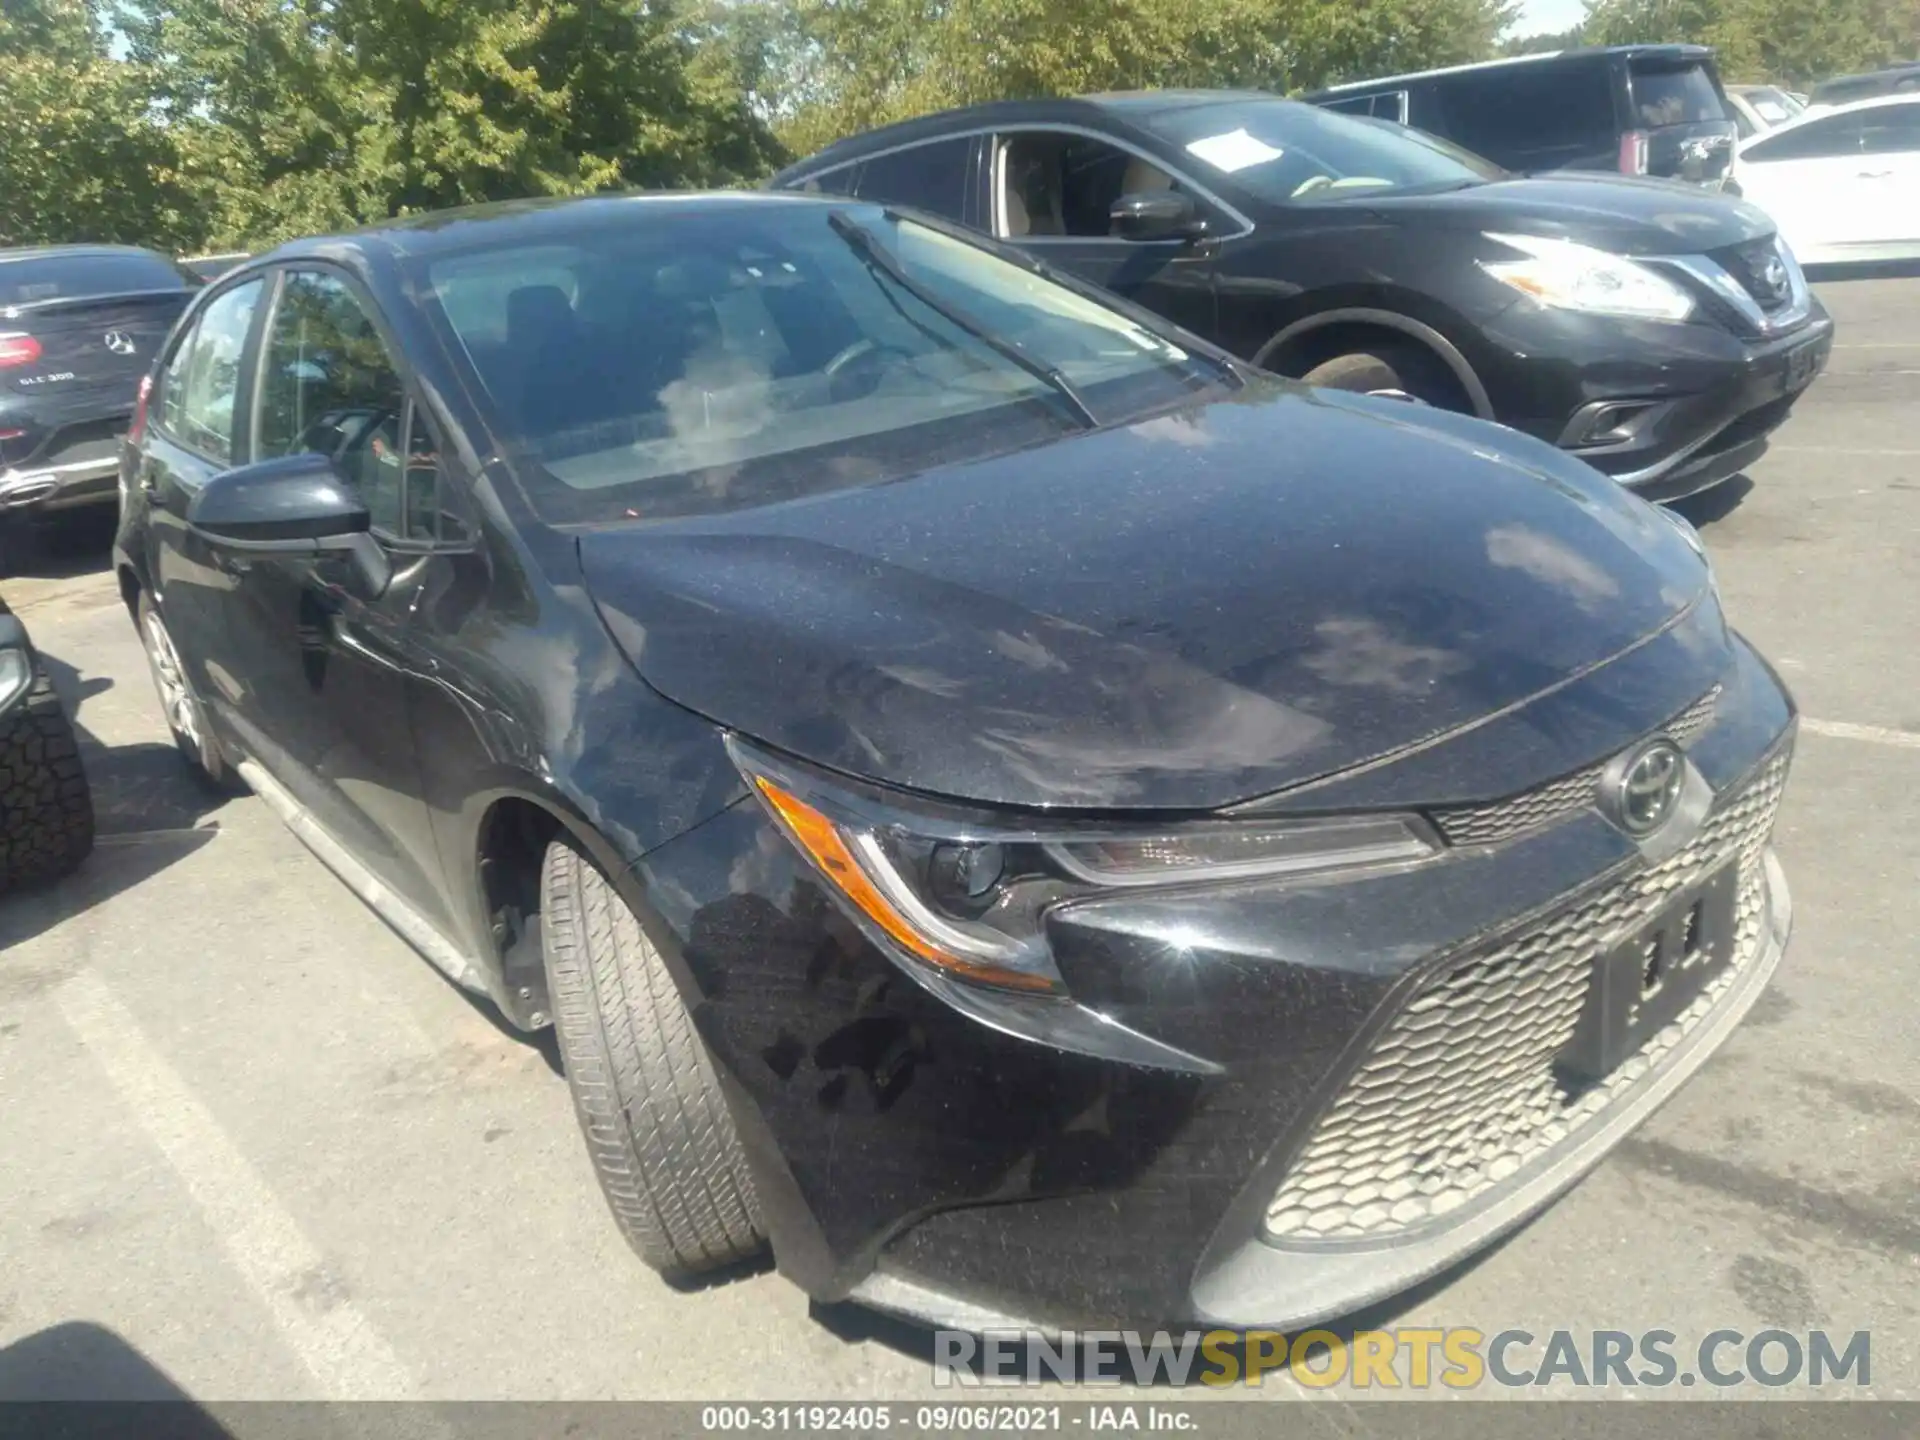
1515;0;1588;34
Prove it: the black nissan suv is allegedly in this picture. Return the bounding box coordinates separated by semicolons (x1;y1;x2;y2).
771;89;1832;501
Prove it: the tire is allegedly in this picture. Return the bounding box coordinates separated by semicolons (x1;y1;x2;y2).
136;590;233;790
1300;344;1465;410
540;833;767;1276
0;663;95;895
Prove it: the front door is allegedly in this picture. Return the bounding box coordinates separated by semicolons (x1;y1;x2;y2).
991;129;1219;340
217;265;456;930
136;275;269;729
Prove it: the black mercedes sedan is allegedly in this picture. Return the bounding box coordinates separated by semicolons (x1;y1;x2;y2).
115;192;1795;1332
770;91;1836;502
1;244;200;572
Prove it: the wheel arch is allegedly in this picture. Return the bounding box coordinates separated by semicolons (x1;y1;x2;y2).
1253;307;1496;421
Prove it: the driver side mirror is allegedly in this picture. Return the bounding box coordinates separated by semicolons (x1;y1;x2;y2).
1109;191;1206;243
187;452;391;598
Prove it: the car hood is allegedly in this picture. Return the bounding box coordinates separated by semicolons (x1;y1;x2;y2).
1357;175;1775;255
579;384;1712;811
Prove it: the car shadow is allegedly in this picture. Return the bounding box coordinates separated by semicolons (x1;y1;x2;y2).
1669;473;1755;531
0;508;118;582
0;1321;238;1419
1804;258;1920;284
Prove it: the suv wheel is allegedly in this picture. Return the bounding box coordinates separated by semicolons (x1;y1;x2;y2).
0;662;95;895
1301;344;1461;409
540;833;767;1277
137;591;231;789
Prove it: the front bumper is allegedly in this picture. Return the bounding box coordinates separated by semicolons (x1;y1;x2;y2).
1480;299;1834;502
640;637;1796;1332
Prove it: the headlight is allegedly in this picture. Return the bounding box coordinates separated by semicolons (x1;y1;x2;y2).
731;739;1438;995
0;647;31;718
1482;232;1696;323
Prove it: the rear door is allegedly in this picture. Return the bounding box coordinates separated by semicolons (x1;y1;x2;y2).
1626;52;1739;188
1855;102;1920;252
0;250;195;478
1738;112;1869;259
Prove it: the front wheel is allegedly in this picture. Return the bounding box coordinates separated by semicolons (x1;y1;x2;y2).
136;590;232;790
540;833;767;1277
1299;344;1464;410
0;663;95;895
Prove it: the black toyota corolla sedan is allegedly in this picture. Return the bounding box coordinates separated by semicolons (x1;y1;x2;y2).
115;192;1795;1331
771;91;1836;502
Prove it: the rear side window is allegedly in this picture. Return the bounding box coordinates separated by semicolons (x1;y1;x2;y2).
1745;113;1863;162
0;252;191;308
1630;60;1728;128
849;138;974;221
1434;63;1616;167
159;279;265;463
1321;91;1409;124
1859;103;1920;154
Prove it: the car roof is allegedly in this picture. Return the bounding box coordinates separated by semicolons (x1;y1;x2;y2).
247;189;852;268
770;91;1285;177
0;243;176;266
1738;89;1920;145
1301;44;1715;98
1812;61;1920;93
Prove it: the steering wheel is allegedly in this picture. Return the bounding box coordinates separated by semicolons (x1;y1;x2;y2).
822;339;914;402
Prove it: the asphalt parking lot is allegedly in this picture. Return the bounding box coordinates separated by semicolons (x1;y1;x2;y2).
2;274;1917;1405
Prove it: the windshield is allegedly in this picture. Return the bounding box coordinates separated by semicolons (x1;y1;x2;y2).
1142;99;1501;202
423;203;1215;523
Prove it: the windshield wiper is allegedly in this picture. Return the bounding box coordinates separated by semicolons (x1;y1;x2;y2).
826;210;1099;429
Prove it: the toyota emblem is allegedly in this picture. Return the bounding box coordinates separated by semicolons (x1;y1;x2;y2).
103;331;137;356
1599;739;1686;838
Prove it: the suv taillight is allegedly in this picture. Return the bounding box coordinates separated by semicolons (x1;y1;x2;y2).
128;373;154;445
0;333;42;369
1619;130;1651;176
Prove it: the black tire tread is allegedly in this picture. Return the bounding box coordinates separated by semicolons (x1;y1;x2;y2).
540;835;765;1275
0;664;95;895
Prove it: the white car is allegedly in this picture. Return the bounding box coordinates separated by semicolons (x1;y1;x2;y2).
1726;84;1804;138
1736;94;1920;264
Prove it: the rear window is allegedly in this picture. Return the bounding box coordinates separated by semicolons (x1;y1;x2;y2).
1630;60;1728;128
1433;61;1617;169
0;252;191;309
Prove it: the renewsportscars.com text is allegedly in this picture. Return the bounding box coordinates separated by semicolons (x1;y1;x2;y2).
933;1327;1872;1389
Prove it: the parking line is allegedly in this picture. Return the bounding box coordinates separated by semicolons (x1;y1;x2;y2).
53;970;421;1400
1803;718;1920;750
1773;446;1920;456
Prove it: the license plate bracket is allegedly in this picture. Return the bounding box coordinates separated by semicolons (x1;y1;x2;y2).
1783;335;1828;394
1559;863;1740;1081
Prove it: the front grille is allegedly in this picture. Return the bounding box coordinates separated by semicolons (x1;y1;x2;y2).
1265;745;1789;1244
1431;687;1719;848
1719;237;1794;314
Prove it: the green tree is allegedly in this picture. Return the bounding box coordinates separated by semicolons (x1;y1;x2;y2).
1584;0;1917;85
770;0;1520;154
0;0;205;248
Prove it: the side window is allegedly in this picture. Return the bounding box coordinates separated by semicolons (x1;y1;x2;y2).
1859;104;1920;155
796;164;860;197
1746;115;1863;163
1320;95;1377;118
159;279;264;463
849;138;974;221
254;270;436;541
998;131;1197;239
1435;64;1616;169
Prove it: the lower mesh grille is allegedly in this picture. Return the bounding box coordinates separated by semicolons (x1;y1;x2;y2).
1431;687;1720;848
1265;746;1789;1244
